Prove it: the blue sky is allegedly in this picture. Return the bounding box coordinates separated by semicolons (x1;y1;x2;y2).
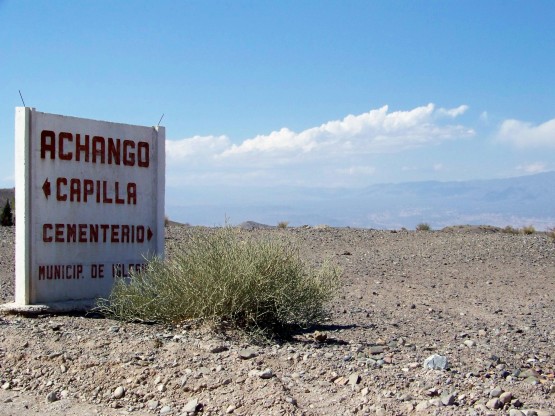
1;1;555;211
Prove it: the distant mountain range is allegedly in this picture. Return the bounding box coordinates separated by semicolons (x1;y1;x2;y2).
4;171;554;230
166;171;555;230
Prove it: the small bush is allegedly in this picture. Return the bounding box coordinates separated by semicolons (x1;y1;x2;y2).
521;225;536;235
0;200;14;226
502;226;519;234
164;215;170;227
548;228;555;239
98;226;341;335
277;221;289;229
416;223;431;231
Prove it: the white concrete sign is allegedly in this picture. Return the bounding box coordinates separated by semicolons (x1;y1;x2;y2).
15;107;165;305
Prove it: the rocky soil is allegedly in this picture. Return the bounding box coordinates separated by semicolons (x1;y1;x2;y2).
1;224;554;416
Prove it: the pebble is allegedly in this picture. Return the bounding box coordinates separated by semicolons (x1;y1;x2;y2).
489;386;503;398
160;405;172;415
226;404;236;413
464;339;476;347
182;398;199;413
486;397;501;410
499;391;512;404
348;373;360;386
509;410;526;416
441;392;456;406
112;386;125;399
46;391;59;402
423;354;449;370
239;348;257;359
258;368;274;379
147;400;159;410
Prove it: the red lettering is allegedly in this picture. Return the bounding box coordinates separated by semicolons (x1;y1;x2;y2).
70;178;81;202
136;226;144;243
100;224;110;242
102;181;112;203
89;224;98;242
79;224;87;243
83;179;94;202
43;224;53;242
128;183;137;205
108;138;121;165
67;224;76;242
75;134;90;162
115;182;124;204
56;177;67;201
59;132;73;160
111;225;120;243
92;136;105;164
138;142;149;168
123;140;135;166
55;224;64;242
40;130;56;160
121;225;130;242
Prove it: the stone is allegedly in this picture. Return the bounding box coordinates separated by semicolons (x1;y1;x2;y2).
160;405;172;415
499;391;512;404
239;348;257;360
508;410;525;416
258;368;274;379
369;345;385;355
46;391;59;402
416;400;430;411
489;386;503;398
486;398;501;410
113;386;125;399
441;392;456;406
348;373;361;386
524;376;540;385
182;398;199;414
519;369;540;378
464;339;476;347
423;354;449;370
226;404;236;413
208;344;228;353
147;400;159;410
1;382;10;390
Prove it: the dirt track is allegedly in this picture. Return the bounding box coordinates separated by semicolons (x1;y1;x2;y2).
1;225;555;415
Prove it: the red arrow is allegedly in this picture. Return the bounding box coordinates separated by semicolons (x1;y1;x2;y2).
147;227;153;241
42;178;51;199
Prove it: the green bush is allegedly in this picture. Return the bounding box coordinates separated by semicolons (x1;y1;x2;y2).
98;226;341;335
416;223;431;231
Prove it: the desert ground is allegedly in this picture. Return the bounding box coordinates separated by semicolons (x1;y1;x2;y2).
1;224;554;416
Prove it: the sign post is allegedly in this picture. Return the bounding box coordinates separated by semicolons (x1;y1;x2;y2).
13;108;165;306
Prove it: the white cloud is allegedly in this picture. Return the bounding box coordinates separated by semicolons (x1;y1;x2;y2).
517;162;549;174
164;103;473;186
337;165;376;176
165;135;230;163
433;163;444;172
437;105;469;118
167;103;473;160
497;117;555;148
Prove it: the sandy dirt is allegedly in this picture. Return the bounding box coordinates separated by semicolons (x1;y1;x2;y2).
1;224;554;415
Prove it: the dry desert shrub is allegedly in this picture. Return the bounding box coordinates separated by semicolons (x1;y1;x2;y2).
277;221;289;229
98;226;340;335
521;225;536;235
416;223;431;231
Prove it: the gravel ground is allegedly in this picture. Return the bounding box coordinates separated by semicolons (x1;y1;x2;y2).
1;224;554;415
